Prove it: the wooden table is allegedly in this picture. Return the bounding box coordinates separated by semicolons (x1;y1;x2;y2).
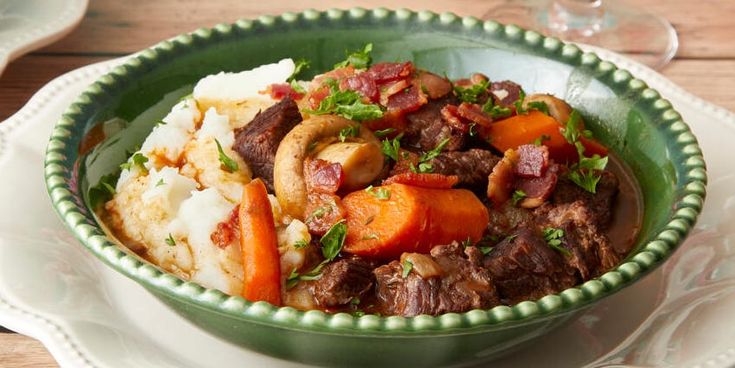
1;1;733;366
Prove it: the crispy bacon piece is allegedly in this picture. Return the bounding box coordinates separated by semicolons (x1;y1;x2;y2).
383;172;459;189
516;164;559;208
367;62;414;84
388;149;420;176
304;159;344;194
313;66;356;85
379;79;411;106
306;85;331;109
457;102;493;127
268;83;304;101
211;205;240;249
440;104;469;133
305;192;346;236
387;85;428;113
515;144;550;178
340;73;379;102
415;71;452;99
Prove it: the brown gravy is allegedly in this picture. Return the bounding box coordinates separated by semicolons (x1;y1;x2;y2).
605;154;644;256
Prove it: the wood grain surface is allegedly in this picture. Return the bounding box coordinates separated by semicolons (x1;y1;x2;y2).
1;1;733;367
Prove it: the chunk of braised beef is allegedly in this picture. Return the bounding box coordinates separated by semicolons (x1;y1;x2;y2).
404;96;466;151
312;257;376;307
483;227;578;305
551;170;619;228
233;96;302;192
534;201;620;280
428;149;500;189
490;80;523;107
515;145;550;178
373;242;499;316
304;158;343;194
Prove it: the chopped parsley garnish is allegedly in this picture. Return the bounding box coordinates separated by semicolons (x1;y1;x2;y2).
543;227;571;256
511;190;527;206
303;79;384;121
513;90;527;114
504;234;518;243
88;172;119;209
365;185;391;200
155;178;166;187
320;220;347;261
374;128;396;138
461;237;473;247
401;259;413;278
486;105;512;119
533;134;551;146
527;101;549;115
361;233;380;240
156;120;167;126
560;110;608;193
333;43;373;70
350;297;361;306
479;246;494;255
290;80;306;95
214;138;239;173
293;239;309;249
381;133;403;162
417;162;433;173
165;233;176;247
120;152;149;173
286;268;300;289
419;138;450;162
288;59;310;82
338;124;360;142
453;80;489;103
306;206;330;222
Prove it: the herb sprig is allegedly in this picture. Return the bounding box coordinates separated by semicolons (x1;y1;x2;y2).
543;227;571;256
560;110;608;193
214;138;239;173
333;43;373;70
303;79;384;121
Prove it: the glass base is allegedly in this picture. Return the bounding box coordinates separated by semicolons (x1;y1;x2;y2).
484;0;678;70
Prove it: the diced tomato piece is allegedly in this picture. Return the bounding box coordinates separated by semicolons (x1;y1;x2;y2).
268;83;304;101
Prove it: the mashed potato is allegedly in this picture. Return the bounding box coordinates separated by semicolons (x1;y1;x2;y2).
105;59;310;294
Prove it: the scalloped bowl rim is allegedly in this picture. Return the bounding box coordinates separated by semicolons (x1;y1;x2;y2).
44;7;707;335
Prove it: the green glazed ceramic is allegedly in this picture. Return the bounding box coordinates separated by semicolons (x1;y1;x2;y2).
44;8;706;367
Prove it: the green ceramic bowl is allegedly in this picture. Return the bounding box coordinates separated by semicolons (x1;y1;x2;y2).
45;8;706;367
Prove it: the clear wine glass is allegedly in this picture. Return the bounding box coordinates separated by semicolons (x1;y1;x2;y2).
484;0;678;70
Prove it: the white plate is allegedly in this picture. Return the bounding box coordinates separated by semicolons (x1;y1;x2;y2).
1;49;735;368
0;0;88;75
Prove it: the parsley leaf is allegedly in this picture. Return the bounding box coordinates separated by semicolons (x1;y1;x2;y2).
381;133;403;162
88;172;119;209
155;178;166;187
513;90;527;114
461;237;473;247
338;124;360;142
165;233;176;247
290;80;306;95
560;110;608;193
306;206;330;222
214;138;239;173
487;105;512;119
453;80;489;103
365;185;391;200
374;128;396;138
511;190;527;206
543;227;571;256
527;101;549;115
303;81;383;121
286;268;300;289
417;162;433;173
333;43;373;70
293;239;309;249
479;246;494;255
320;220;347;262
288;59;310;82
120;152;149;173
361;233;380;240
419;138;450;162
401;259;413;278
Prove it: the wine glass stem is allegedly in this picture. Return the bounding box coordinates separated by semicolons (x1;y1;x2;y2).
547;0;605;38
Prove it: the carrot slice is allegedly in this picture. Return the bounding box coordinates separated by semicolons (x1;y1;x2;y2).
484;110;607;163
342;184;488;259
239;178;281;305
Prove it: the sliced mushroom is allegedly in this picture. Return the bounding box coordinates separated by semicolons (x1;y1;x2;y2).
523;94;573;123
274;115;383;219
315;142;384;191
